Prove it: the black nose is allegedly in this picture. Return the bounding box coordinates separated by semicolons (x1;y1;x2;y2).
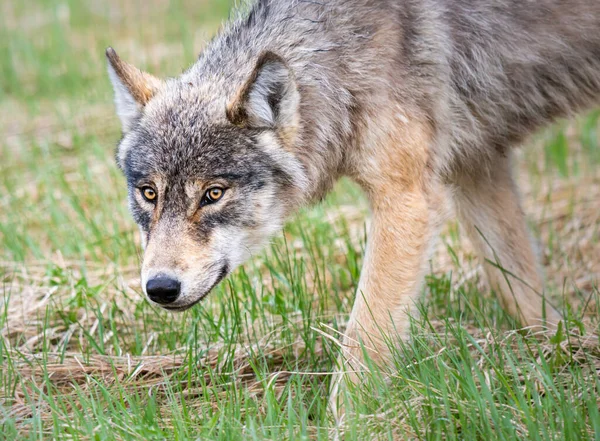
146;276;181;304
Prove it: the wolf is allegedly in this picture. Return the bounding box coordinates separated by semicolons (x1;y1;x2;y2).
107;0;600;392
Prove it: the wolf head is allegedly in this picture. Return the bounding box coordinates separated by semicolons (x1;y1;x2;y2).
106;48;308;311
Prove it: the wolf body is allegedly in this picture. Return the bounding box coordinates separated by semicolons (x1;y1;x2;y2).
107;0;600;393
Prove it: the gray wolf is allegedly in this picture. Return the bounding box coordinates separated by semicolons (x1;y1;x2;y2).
106;0;600;396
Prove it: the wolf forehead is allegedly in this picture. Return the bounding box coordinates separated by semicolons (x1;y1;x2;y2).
118;95;288;187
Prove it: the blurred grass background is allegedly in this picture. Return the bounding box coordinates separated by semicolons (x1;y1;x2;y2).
1;0;600;439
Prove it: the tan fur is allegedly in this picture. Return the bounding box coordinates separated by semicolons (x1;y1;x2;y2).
141;178;231;276
336;115;444;372
106;48;161;105
143;219;210;274
331;113;559;417
453;154;562;328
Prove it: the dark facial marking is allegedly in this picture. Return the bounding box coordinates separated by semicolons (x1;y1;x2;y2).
120;96;298;243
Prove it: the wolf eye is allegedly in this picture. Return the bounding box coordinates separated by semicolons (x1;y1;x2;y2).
141;186;157;202
202;187;225;206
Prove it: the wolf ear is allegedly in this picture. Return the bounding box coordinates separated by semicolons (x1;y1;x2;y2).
226;52;300;132
106;47;162;133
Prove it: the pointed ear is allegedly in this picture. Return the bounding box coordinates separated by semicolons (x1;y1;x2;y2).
106;47;162;133
226;52;300;132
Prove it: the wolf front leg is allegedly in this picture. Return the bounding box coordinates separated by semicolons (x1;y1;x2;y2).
329;171;446;419
344;189;435;370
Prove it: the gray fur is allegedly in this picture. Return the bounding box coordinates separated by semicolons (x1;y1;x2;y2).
171;0;600;188
107;0;600;315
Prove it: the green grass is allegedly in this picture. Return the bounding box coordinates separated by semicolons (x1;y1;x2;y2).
1;1;599;439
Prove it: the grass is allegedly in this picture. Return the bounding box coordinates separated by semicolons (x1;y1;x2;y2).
1;0;599;439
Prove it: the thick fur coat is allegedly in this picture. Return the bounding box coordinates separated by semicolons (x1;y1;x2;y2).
107;0;600;403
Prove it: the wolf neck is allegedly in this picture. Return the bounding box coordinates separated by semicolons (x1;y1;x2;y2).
186;0;360;202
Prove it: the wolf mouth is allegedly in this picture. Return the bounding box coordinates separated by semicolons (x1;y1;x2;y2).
161;262;229;312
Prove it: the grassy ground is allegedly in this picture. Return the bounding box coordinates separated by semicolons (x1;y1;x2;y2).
1;1;600;439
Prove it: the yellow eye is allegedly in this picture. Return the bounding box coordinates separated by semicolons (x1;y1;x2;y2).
203;187;224;205
141;187;157;202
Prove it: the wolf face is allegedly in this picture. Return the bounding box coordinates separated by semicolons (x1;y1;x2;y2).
107;48;307;310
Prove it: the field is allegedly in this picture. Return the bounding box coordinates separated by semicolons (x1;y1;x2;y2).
1;1;600;439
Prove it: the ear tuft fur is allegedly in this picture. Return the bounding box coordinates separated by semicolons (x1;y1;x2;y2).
106;47;162;133
226;52;300;131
